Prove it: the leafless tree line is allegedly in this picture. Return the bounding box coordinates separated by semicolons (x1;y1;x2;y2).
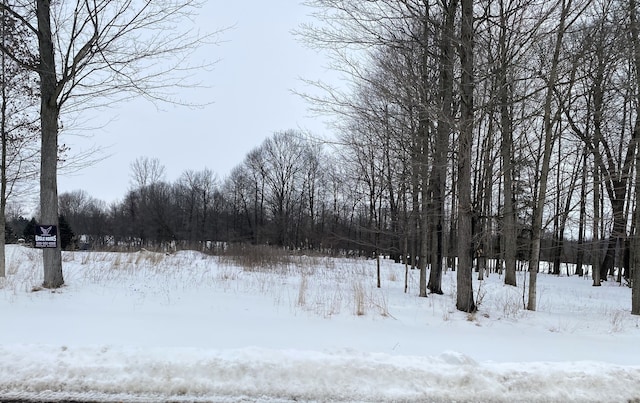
3;0;640;314
48;96;633;313
295;0;640;313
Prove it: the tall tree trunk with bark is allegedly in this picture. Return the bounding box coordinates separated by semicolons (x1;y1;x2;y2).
478;129;493;281
576;151;587;276
634;186;640;314
456;0;475;313
498;0;517;286
551;135;563;275
429;0;457;295
0;68;6;279
37;0;63;288
417;4;433;298
628;0;640;314
0;33;6;278
418;140;429;297
501;110;517;284
448;157;457;271
593;160;601;286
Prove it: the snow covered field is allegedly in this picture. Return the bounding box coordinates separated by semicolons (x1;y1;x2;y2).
0;245;639;402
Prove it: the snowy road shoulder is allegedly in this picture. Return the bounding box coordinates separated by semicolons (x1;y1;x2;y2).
1;345;639;403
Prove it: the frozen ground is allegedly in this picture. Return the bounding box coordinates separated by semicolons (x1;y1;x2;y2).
0;245;639;402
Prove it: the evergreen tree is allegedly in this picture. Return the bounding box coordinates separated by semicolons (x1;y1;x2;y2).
58;215;75;250
23;217;36;245
4;225;15;244
9;216;30;240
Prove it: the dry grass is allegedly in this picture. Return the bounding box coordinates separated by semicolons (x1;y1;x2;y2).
218;244;295;273
297;274;309;307
81;252;92;265
2;245;398;319
217;244;329;276
214;245;396;318
353;282;366;316
0;247;42;296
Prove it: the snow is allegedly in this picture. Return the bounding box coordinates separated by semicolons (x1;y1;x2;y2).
1;245;639;402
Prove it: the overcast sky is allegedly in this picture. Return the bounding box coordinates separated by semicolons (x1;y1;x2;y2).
56;2;335;206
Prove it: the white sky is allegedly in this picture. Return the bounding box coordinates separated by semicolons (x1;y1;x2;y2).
57;2;334;206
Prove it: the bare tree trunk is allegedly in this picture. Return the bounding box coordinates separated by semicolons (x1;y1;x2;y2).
593;160;601;286
476;120;494;281
527;0;571;311
478;163;491;281
551;135;562;275
0;37;6;279
600;201;622;280
417;8;432;298
411;151;420;272
448;155;457;272
628;0;640;314
419;161;429;297
37;0;63;288
551;148;581;276
576;150;587;276
456;0;475;313
634;197;640;314
634;209;640;313
501;118;517;284
555;170;580;276
428;0;456;295
498;2;517;286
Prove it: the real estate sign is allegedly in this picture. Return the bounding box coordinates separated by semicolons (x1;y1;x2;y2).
35;225;58;248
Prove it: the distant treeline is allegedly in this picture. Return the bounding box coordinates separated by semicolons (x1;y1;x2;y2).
6;129;626;280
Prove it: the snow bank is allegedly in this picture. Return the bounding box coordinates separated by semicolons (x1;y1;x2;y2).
1;345;639;402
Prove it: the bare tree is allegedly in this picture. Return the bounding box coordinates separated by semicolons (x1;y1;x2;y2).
127;156;166;247
261;131;315;248
427;0;456;295
175;168;218;247
0;7;39;278
484;0;545;286
58;189;107;247
526;0;579;311
0;0;219;288
561;0;637;287
130;156;167;190
577;8;635;283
